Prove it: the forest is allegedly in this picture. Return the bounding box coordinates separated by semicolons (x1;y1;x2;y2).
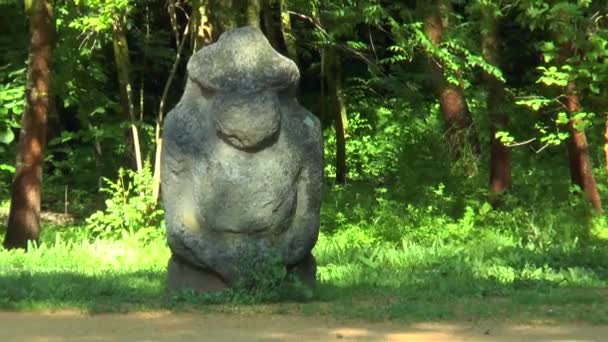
0;0;607;323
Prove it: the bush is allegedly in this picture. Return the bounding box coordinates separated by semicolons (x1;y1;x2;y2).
85;163;164;242
323;96;411;182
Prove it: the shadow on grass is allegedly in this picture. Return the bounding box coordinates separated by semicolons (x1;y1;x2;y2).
0;244;606;324
310;241;608;323
0;270;169;312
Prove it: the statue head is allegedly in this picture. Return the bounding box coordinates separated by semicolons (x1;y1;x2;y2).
187;27;299;150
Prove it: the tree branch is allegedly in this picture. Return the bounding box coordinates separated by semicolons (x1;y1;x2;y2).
158;18;190;124
287;10;382;75
505;137;537;147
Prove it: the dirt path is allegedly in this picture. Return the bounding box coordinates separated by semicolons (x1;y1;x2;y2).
0;311;605;341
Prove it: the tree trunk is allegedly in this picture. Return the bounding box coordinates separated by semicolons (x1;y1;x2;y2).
561;81;602;213
112;17;143;173
604;116;608;187
324;47;347;184
261;0;290;56
261;0;299;76
421;0;480;160
481;4;511;200
4;0;55;249
206;0;260;34
213;0;260;30
281;3;298;64
206;0;236;35
238;0;261;28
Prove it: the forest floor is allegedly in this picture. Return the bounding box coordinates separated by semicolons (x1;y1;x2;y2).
0;311;606;341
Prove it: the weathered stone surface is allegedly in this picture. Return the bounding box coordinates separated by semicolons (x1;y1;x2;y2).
161;26;323;291
187;27;299;94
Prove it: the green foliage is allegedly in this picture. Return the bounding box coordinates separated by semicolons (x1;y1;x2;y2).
51;0;136;183
85;164;164;242
323;94;410;181
0;67;25;133
227;252;314;303
536;65;571;87
510;0;608;150
0;1;27;157
68;0;134;34
322;183;484;246
379;2;505;89
0;66;25;177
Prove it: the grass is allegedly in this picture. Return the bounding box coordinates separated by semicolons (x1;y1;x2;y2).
0;223;606;323
0;174;607;323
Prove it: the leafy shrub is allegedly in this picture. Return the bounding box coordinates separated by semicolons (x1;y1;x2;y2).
323;96;411;182
85;163;164;242
0;66;23;184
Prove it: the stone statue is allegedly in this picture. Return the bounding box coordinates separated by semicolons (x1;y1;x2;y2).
161;27;323;292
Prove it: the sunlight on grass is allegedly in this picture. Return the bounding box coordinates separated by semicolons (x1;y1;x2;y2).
0;234;169;273
0;227;606;322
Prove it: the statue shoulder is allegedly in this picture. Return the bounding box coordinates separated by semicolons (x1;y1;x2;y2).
284;101;323;157
163;100;211;153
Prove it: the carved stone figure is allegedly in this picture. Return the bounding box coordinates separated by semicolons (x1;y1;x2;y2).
161;27;323;292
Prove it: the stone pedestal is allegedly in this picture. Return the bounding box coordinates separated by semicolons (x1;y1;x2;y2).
167;255;228;293
168;254;318;293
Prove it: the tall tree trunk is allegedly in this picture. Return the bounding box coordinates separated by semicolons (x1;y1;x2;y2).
261;0;300;97
238;0;261;28
261;0;290;56
207;0;260;34
4;0;55;249
561;81;602;213
421;0;480;160
604;116;608;186
112;17;143;173
324;47;347;184
281;3;298;64
481;4;511;200
213;0;260;30
206;0;236;34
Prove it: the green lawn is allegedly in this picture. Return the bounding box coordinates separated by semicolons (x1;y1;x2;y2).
0;222;606;323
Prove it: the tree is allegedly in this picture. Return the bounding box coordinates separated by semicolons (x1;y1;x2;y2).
112;11;143;174
561;77;602;213
208;0;261;33
238;0;261;28
480;2;511;199
312;3;348;184
514;0;604;213
420;0;480;160
323;46;348;184
4;0;55;249
261;0;295;60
